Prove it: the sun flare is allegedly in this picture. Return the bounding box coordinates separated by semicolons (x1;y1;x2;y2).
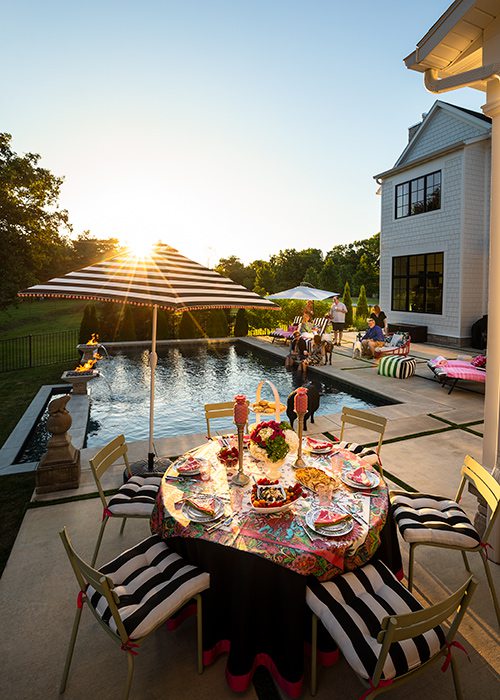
120;234;158;260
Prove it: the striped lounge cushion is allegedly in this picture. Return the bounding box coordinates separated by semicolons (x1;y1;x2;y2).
88;535;210;640
378;356;416;379
306;560;446;681
390;491;481;549
107;475;162;517
336;441;379;466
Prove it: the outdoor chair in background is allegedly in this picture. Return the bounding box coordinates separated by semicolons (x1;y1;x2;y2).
427;356;486;394
373;332;411;360
59;528;210;700
89;434;161;565
306;559;477;698
270;315;301;343
390;454;500;626
204;401;248;438
335;407;387;475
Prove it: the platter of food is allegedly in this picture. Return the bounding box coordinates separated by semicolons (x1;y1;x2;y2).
250;478;303;513
305;507;354;537
182;495;225;523
217;446;239;467
250;399;286;415
341;466;380;490
294;467;340;493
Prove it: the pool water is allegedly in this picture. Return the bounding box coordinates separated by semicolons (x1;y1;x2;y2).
85;343;387;448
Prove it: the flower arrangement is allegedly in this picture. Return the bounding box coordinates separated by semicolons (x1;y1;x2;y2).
248;420;299;463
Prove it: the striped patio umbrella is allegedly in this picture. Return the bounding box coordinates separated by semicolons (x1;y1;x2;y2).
19;242;278;471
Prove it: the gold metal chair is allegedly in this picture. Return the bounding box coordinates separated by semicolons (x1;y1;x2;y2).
89;435;162;565
307;559;477;699
390;454;500;626
337;406;387;475
59;528;209;699
204;401;248;438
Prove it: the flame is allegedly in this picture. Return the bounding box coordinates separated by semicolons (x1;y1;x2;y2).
75;359;97;372
86;333;100;345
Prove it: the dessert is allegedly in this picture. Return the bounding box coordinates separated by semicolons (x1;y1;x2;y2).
314;510;351;528
347;467;373;487
251;478;303;509
218;446;239;466
185;497;217;517
177;456;202;474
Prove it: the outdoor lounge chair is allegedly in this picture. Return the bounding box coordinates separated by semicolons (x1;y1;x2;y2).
270;316;301;343
59;528;210;699
390;454;500;626
373;332;411;360
306;559;476;698
89;435;162;565
334;406;387;475
427;357;486;394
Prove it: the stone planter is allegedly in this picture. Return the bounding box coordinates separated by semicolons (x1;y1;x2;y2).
36;395;80;494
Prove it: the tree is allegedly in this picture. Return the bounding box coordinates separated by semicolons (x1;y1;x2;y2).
355;285;369;321
0;133;72;306
206;309;229;337
71;231;120;269
251;260;276;296
318;258;342;295
214;256;256;290
115;305;136;341
178;311;206;339
79;304;99;344
343;281;353;327
303;266;319;288
269;248;323;290
156;309;175;340
234;308;249;337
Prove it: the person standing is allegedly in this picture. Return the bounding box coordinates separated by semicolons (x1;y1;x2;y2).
370;305;388;334
360;318;385;358
329;295;347;346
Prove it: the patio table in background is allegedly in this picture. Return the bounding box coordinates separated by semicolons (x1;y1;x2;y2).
150;442;401;698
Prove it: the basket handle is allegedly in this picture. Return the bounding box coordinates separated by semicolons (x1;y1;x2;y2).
255;379;282;424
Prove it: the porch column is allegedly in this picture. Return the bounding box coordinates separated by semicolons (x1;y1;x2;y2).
482;79;500;563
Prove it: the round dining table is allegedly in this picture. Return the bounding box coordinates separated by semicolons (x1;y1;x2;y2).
150;441;402;698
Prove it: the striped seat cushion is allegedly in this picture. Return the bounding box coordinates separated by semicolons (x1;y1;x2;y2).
306;560;446;681
107;476;162;517
336;441;379;466
88;535;210;640
378;356;416;379
390;491;481;549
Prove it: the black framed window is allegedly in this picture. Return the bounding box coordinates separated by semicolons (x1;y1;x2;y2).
395;171;441;218
392;252;443;314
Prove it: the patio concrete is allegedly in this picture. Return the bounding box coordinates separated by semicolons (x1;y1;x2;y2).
0;334;498;699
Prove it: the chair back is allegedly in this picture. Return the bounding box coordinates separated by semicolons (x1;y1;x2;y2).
89;435;130;508
371;575;477;687
458;455;500;540
205;401;247;438
311;317;329;335
59;527;129;643
339;407;387;456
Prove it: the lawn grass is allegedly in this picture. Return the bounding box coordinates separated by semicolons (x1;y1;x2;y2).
0;473;36;576
0;299;86;339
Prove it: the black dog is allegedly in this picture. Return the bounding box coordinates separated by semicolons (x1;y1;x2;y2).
286;382;320;431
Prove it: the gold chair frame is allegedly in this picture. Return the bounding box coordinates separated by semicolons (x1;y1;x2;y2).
204;401;248;439
310;575;477;699
339;406;387;475
402;454;500;626
59;528;204;700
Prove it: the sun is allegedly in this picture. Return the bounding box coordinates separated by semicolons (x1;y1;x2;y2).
120;234;158;260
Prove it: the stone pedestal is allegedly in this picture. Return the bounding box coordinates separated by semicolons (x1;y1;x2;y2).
77;343;98;362
36;395;81;494
61;370;99;395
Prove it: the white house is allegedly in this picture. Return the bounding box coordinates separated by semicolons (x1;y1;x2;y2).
374;100;492;346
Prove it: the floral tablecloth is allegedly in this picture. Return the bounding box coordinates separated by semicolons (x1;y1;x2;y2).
150;443;389;581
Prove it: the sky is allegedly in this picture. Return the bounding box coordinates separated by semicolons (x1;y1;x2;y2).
1;0;486;267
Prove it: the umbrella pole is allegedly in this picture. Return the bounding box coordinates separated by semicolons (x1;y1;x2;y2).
148;304;158;471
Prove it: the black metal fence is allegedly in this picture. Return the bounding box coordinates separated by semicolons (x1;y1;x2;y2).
0;330;80;373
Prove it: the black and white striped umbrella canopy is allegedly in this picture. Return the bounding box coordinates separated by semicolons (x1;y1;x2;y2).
18;243;278;311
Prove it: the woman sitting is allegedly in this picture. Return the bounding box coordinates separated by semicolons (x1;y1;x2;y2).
286;330;308;367
300;335;322;374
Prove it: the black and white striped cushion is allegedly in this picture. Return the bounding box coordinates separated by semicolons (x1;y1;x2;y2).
336;441;379;466
88;535;210;640
390;491;481;549
306;560;446;681
107;476;162;517
378;356;416;379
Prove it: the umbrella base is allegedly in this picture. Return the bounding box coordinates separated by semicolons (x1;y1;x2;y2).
124;455;172;481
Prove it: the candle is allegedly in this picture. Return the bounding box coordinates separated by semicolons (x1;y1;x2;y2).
233;394;248;425
294;387;308;414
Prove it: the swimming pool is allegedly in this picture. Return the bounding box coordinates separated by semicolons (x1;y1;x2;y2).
85;343;388;448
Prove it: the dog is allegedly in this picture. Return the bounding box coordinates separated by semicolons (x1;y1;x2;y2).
322;339;333;365
286;382;321;431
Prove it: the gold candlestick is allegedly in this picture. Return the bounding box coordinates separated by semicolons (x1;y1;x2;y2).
293;387;308;468
232;394;249;486
294;412;306;467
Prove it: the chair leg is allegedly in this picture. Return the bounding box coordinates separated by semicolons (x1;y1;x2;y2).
311;614;318;696
91;518;109;567
407;544;416;592
124;649;135;700
196;594;204;674
461;550;471;573
60;606;83;694
480;551;500;626
120;517;127;535
450;654;464;700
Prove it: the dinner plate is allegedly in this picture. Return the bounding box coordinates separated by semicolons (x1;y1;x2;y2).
182;495;225;523
170;455;208;477
303;441;335;455
341;469;380;490
305;508;354;537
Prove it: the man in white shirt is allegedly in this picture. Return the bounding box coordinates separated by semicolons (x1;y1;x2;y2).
329;296;347;346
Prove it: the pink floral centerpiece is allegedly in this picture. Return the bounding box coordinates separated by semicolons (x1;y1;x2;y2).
249;420;299;478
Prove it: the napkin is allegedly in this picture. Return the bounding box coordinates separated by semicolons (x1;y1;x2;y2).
314;510;351;528
306;437;334;451
347;467;372;487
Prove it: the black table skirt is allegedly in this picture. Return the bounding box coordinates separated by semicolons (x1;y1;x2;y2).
166;515;402;698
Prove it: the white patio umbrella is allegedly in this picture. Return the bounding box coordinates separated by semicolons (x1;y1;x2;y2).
267;285;338;301
19;242;278;472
